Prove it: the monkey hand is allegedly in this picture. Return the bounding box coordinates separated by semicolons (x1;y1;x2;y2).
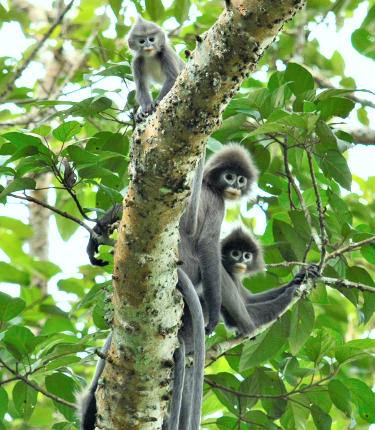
292;264;320;286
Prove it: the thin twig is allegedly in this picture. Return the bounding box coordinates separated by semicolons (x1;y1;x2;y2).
320;276;375;294
281;142;322;251
0;358;77;409
306;148;327;268
324;236;375;264
9;193;94;235
50;14;106;99
0;1;74;104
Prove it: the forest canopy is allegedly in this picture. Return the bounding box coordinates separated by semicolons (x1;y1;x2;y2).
1;0;375;429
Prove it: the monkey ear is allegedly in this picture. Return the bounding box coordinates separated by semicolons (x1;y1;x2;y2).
127;38;135;50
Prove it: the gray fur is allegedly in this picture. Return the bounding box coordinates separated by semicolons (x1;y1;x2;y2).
76;332;113;430
220;224;320;335
179;143;259;335
127;15;185;122
184;149;206;237
176;269;205;430
177;144;259;430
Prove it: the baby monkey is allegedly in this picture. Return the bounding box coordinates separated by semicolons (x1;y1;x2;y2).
127;15;185;122
220;224;320;336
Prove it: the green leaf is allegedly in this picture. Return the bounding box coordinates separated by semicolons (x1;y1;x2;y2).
272;219;306;261
77;166;119;179
316;97;355;121
314;142;352;190
257;368;287;419
327;190;352;224
173;0;191;24
206;373;240;415
328;380;352;418
30;125;51;137
285;63;315;95
52;121;81;142
67;145;100;165
0;387;9;419
335;346;369;364
0;177;36;198
305;329;338;363
45;373;77;421
63;97;112;118
12;381;38;420
345;378;375;422
240;313;290;370
4;326;35;360
243;410;278;430
316;88;374;102
2;132;43;148
352;28;375;60
0;292;26;322
311;404;332;430
289;298;315;355
145;0;165;21
280;393;310;430
0;262;30;285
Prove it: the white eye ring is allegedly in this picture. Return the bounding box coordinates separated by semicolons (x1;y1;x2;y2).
224;173;236;184
230;250;241;261
238;176;247;188
243;252;253;263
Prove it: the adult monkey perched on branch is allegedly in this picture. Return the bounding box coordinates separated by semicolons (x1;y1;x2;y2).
97;1;309;429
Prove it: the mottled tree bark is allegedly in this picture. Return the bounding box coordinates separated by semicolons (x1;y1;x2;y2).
98;1;307;429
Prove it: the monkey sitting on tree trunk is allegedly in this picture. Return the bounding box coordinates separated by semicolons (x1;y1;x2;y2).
127;15;185;123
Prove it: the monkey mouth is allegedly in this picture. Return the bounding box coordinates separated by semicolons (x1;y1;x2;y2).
144;48;155;53
225;189;241;200
233;264;246;274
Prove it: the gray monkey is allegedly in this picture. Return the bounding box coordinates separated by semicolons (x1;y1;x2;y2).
127;15;185;123
179;143;259;335
220;224;320;335
176;144;259;430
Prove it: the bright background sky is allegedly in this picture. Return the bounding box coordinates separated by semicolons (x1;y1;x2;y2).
0;0;375;306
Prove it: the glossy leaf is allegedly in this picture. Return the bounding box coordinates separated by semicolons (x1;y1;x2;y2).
289;298;315;355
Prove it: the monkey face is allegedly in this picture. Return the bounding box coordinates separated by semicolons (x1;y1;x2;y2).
222;249;254;276
221;171;248;201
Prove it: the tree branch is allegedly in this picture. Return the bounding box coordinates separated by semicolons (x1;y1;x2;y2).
9;193;94;235
0;358;77;410
319;276;375;294
0;0;74;104
324;235;375;264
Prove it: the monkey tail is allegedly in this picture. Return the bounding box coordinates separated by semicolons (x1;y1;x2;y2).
177;268;205;430
169;338;186;430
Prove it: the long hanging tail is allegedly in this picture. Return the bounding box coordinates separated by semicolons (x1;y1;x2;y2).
169;338;186;430
177;268;205;430
184;148;206;237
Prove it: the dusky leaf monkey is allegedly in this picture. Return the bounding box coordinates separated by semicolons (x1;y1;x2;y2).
127;15;185;123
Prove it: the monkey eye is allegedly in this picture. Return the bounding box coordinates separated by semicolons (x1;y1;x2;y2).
149;36;155;42
139;39;145;44
243;252;253;263
224;173;236;184
230;250;241;261
238;176;247;188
